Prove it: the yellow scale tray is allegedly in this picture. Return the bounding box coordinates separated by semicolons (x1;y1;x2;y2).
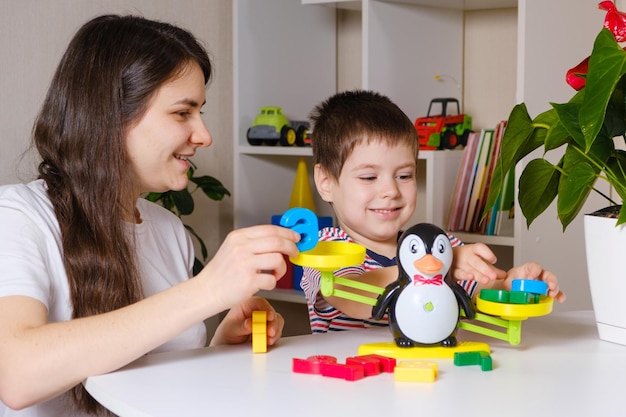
358;341;490;359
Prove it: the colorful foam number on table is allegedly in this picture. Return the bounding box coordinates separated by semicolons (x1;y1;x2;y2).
279;207;319;252
346;354;396;375
320;362;365;381
511;279;549;295
394;360;438;383
292;355;364;381
292;355;337;374
453;351;492;371
480;289;539;304
251;310;267;353
292;354;396;381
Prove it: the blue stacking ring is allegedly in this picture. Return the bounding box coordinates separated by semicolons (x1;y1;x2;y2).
511;279;549;295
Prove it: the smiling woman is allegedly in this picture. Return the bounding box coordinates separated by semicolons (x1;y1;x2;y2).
0;14;298;417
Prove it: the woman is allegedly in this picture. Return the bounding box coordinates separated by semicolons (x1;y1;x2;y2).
0;15;299;416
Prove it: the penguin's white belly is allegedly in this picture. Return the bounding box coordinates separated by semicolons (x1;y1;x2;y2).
395;285;458;344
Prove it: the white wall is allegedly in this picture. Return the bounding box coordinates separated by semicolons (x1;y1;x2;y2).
463;8;517;131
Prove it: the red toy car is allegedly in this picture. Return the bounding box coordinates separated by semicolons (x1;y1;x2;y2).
414;98;472;150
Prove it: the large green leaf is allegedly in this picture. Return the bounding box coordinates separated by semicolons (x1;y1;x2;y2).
603;77;626;138
557;163;596;230
483;104;542;219
555;135;615;229
580;28;626;150
607;150;626;202
518;158;560;227
190;175;231;201
551;102;585;149
543;118;571;152
171;189;194;216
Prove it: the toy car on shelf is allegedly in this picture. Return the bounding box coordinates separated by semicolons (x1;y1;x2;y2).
247;106;296;146
414;98;472;150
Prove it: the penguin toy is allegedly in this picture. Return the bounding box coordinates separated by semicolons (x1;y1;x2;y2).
372;223;476;348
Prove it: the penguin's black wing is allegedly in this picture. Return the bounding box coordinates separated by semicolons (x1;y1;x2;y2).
451;280;476;319
372;281;401;320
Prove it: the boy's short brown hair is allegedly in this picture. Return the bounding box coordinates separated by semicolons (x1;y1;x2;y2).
310;90;419;180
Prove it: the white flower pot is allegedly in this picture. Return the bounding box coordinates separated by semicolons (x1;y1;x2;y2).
584;212;626;345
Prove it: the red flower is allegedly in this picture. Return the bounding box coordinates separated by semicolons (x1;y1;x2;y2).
566;57;589;91
599;0;626;42
566;1;626;90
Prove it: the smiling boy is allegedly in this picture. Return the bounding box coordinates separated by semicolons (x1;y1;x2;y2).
301;90;564;333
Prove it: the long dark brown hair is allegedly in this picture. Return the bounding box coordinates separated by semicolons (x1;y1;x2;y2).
32;15;212;415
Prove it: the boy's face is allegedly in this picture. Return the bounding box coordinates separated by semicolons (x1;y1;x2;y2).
315;139;417;255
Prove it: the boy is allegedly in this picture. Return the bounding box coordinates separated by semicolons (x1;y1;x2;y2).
301;90;565;333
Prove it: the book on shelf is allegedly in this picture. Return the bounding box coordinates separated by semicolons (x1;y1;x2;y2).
446;131;480;232
472;120;506;234
446;121;512;236
464;128;494;232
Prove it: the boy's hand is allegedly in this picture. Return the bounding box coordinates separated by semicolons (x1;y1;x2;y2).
503;262;566;303
451;243;507;284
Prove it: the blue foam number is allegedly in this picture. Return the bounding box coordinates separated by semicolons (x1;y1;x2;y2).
280;208;319;252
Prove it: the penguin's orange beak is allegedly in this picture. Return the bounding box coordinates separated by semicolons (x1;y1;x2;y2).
414;254;442;275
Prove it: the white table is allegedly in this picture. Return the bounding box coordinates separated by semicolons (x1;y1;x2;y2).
85;311;626;417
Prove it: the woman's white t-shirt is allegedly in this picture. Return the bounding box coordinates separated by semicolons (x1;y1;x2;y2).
0;180;207;416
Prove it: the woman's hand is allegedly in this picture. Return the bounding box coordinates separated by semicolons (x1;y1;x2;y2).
209;296;284;347
198;225;300;313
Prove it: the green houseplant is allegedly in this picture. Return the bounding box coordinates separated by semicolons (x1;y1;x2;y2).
484;27;626;230
145;160;230;275
483;1;626;345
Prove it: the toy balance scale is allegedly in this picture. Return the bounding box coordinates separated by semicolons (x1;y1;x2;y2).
282;208;553;358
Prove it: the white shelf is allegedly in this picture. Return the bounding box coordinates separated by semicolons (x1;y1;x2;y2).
238;145;312;157
453;232;515;247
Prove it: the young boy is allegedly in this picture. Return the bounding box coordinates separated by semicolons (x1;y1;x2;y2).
301;90;565;333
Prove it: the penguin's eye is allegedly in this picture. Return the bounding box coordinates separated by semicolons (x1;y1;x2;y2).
409;239;419;254
435;235;450;254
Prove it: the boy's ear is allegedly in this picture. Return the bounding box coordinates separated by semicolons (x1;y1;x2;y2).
314;164;333;203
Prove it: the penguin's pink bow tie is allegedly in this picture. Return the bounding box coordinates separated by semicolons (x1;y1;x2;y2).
413;274;443;286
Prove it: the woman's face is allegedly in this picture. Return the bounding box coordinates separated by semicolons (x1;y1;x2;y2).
125;62;212;194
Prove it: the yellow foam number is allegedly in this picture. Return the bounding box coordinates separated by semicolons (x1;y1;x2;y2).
252;311;267;354
394;360;438;383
